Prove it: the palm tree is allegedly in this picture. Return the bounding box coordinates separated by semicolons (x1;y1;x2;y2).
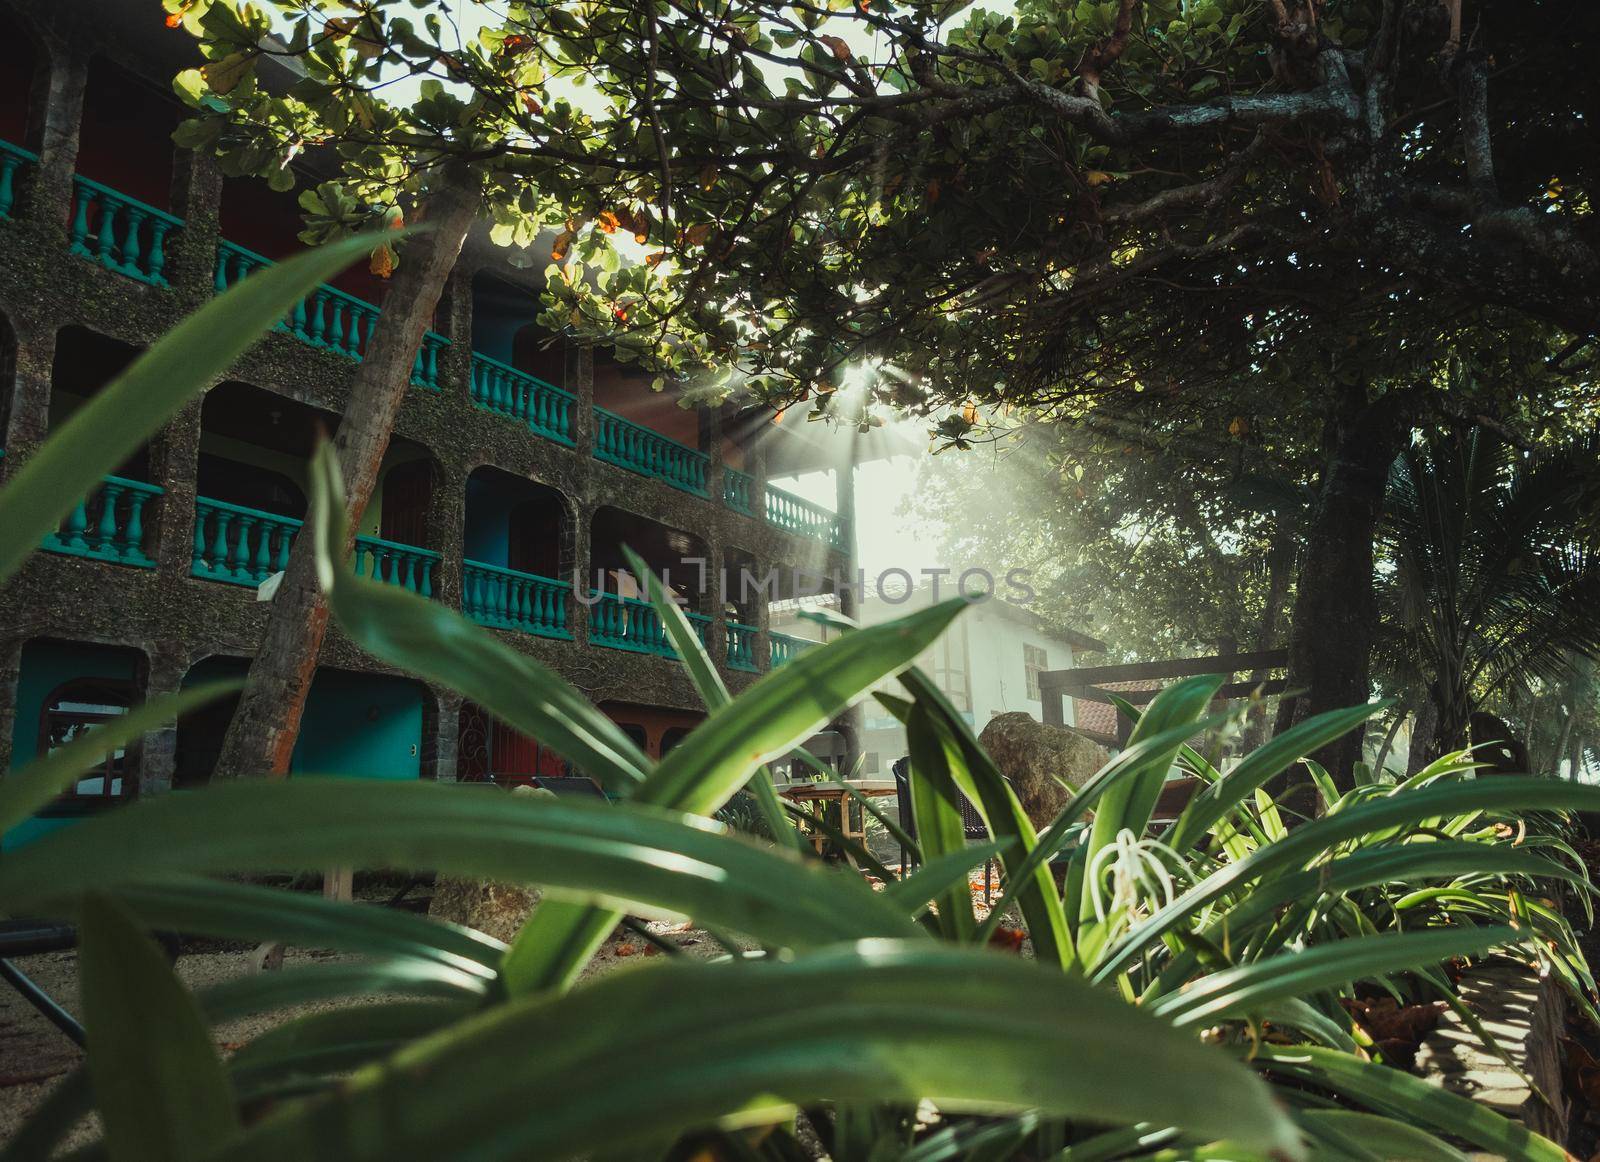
1377;427;1600;767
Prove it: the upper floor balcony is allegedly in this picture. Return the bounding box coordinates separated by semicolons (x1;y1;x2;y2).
0;125;847;554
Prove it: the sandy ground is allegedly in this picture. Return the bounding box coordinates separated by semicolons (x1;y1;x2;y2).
0;945;360;1151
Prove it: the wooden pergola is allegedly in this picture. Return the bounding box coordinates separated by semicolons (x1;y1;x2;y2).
1039;648;1289;748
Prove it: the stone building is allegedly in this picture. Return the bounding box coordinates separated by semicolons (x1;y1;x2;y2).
0;0;857;845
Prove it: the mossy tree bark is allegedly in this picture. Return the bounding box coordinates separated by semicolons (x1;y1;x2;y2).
213;175;479;780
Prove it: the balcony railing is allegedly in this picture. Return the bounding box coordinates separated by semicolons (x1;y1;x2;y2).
588;592;676;656
728;621;759;672
354;534;439;596
0;138;36;220
470;353;576;446
42;475;162;567
724;467;755;516
770;631;814;668
69;177;182;287
192;497;301;587
766;486;845;549
213;240;447;388
593;408;709;496
463;560;571;639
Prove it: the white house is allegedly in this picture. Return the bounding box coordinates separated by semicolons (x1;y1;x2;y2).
851;587;1106;774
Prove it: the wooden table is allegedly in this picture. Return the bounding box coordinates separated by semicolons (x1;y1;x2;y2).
772;779;897;855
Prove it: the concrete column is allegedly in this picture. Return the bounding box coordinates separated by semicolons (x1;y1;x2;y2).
148;395;203;578
424;686;459;783
139;645;188;795
706;540;727;675
569;494;593;646
168;147;223;310
426;463;467;610
0;319;55;471
23;35;86;237
834;438;862;774
572;343;595;458
0;636;23;776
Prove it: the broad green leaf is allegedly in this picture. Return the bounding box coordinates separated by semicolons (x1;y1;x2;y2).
1097;779;1600;983
199;960;489;1022
0;234;396;586
79;893;238;1162
504;597;967;995
1084;676;1224;916
0;683;239;833
212;944;1304;1162
620;545;795;849
899;667;1073;968
1166;701;1390;850
306;445;652;793
227;1001;470;1098
906;702;978;941
1298;1110;1468;1162
971;707;1237;948
1151;926;1516;1026
0;781;921;953
107;876;505;976
0;1068;91;1162
1254;1044;1566;1161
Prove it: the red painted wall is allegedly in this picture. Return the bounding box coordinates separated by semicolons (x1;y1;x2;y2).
76;60;180;211
600;702;704;760
220;173;396;303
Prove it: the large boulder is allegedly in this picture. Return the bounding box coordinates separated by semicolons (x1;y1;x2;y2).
978;712;1108;830
426;785;548;941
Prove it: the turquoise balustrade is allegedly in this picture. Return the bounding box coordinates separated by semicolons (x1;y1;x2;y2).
727;621;759;672
470;353;576;446
354;534;439;596
592;408;709;496
682;611;712;656
463;560;572;639
214;240;447;386
588;592;676;656
191;498;302;587
69;177;182;287
765;485;845;549
412;330;450;390
724;467;755;516
0;138;36;220
42;476;161;567
770;631;814;668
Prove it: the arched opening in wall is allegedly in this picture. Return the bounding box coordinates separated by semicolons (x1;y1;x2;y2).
44;328;159;565
4;640;146;850
77;57;182;212
0;10;37;149
463;465;573;637
469;273;570;387
456;702;570;787
179;659;426;783
590;508;709;607
174;656;246;789
593;348;704;450
599;702;703;761
196;382;436;586
52;327;146;475
218;171;392;304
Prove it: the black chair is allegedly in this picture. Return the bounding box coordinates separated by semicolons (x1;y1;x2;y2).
891;757;995;901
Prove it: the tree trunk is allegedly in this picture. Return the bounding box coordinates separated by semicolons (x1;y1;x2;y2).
1406;698;1439;776
214;174;479;780
1275;385;1416;804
